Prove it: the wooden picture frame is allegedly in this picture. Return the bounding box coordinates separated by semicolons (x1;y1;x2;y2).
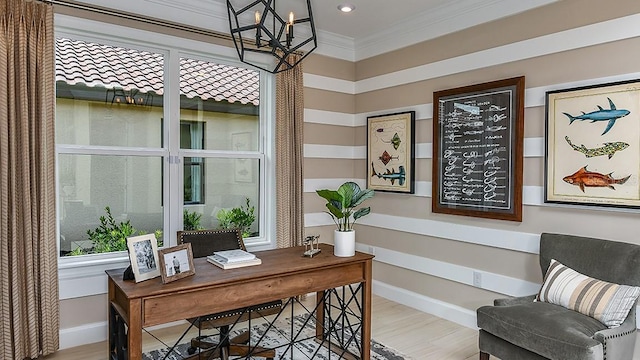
158;243;196;284
126;234;161;283
432;76;525;221
367;111;416;193
545;79;640;209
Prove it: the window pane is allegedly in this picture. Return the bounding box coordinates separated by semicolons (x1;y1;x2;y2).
184;158;260;238
58;154;164;256
55;38;164;147
179;57;259;151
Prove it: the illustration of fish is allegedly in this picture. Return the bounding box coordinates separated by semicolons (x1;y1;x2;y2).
563;98;630;135
381;132;402;150
564;136;629;159
562;165;630;192
371;162;405;186
378;150;399;165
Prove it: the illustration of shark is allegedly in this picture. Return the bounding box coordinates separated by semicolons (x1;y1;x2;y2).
563;165;630;192
563;97;630;135
564;136;629;159
371;162;405;186
454;103;480;115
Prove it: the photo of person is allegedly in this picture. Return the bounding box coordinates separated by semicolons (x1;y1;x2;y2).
133;239;157;274
163;248;190;277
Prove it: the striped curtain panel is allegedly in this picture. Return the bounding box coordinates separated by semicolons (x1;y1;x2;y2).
275;56;305;248
0;0;59;358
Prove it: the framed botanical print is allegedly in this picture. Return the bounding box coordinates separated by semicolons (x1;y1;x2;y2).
545;79;640;208
367;111;415;193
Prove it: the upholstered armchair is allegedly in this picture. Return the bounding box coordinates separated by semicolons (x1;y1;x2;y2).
477;233;640;360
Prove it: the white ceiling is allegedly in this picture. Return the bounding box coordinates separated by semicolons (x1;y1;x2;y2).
74;0;558;61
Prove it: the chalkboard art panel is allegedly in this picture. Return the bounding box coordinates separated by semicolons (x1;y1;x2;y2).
432;77;525;221
367;111;416;193
545;79;640;209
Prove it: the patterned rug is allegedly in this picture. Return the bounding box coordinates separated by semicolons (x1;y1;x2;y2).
142;315;410;360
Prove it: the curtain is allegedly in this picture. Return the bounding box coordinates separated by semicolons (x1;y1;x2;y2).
275;56;305;248
0;0;58;358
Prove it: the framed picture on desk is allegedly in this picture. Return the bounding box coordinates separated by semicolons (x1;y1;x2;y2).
158;243;195;283
126;234;161;283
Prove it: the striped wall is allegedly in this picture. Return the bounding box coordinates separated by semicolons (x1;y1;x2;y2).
302;0;640;329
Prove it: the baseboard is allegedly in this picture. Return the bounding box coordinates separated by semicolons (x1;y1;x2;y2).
59;321;107;350
59;319;188;350
372;280;478;330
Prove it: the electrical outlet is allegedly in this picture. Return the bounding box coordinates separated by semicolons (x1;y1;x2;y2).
473;271;482;287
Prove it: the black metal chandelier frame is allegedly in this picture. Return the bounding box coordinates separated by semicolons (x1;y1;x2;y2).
226;0;317;73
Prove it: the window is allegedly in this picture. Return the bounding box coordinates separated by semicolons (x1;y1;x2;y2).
55;27;273;264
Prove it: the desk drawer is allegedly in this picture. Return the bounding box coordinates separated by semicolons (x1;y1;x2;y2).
142;262;365;327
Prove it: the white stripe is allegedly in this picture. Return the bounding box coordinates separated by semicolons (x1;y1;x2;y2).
303;138;544;159
355;14;640;94
306;212;540;254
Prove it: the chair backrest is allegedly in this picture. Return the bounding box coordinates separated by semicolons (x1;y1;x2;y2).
539;233;640;286
177;228;245;258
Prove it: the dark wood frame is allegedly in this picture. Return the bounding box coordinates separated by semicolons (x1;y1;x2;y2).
432;76;525;221
367;111;416;193
545;79;640;209
158;243;196;284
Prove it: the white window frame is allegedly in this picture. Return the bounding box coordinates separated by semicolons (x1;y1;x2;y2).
55;14;276;300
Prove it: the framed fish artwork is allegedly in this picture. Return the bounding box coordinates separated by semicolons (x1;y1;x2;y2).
545;79;640;209
432;77;525;222
367;111;415;193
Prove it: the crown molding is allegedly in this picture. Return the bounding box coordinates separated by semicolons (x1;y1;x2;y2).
353;0;557;61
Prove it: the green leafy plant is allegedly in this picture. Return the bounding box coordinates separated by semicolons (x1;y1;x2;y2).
183;209;203;231
86;206;136;254
216;198;256;238
316;182;374;232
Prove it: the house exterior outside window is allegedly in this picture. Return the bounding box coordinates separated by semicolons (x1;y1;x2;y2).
55;27;273;267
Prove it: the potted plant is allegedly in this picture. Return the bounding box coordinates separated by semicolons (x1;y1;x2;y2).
316;182;374;256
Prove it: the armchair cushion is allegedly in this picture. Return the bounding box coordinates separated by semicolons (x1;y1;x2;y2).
537;259;640;327
477;301;607;360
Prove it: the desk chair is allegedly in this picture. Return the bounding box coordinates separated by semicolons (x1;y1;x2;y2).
177;228;282;360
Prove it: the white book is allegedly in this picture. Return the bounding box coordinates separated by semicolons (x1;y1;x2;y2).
208;249;256;263
207;257;261;269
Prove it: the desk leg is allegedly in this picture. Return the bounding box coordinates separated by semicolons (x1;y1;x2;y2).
361;260;372;360
128;298;143;360
315;290;326;341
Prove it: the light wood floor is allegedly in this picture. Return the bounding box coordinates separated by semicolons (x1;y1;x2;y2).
42;294;480;360
40;294;640;360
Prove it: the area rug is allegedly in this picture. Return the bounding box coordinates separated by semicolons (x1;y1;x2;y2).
142;315;410;360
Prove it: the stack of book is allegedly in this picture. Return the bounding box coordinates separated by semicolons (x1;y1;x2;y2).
207;249;262;269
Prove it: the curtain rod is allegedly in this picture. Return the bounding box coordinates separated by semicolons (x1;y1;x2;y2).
46;0;233;42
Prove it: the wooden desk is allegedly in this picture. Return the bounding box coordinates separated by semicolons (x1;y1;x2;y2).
106;244;373;360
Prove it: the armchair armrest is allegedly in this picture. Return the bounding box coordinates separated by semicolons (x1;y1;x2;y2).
592;305;637;360
493;294;536;307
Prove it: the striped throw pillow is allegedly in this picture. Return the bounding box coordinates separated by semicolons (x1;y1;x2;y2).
537;259;640;327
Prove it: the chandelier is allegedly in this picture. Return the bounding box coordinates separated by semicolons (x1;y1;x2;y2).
226;0;317;73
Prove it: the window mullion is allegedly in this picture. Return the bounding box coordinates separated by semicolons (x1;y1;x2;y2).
165;49;183;247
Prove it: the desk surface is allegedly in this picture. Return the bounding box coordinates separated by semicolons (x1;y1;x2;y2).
107;244;373;300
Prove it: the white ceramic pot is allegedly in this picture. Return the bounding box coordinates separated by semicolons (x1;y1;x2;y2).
333;230;356;257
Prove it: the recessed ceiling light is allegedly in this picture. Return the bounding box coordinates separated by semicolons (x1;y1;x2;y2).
337;4;355;13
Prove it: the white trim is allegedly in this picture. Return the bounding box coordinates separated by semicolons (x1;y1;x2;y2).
354;0;557;61
372;280;478;330
303;73;356;95
357;243;540;298
59;321;107;349
355;14;640;94
306;212;540;254
304;108;357;127
303;138;544;160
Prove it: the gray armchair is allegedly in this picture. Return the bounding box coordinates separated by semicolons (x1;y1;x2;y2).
477;233;640;360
